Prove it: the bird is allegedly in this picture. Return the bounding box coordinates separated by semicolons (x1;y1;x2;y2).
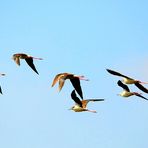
117;80;148;101
12;53;43;74
51;73;89;99
0;73;5;94
106;69;148;93
69;90;104;113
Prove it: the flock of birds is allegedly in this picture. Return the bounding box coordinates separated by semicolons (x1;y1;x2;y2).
1;53;148;113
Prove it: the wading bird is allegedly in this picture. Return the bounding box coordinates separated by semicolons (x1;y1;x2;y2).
106;69;148;93
117;80;148;101
51;73;89;99
12;53;43;74
0;73;5;94
69;90;104;113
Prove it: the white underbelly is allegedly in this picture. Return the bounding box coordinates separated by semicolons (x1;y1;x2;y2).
121;91;133;97
73;106;86;112
123;78;135;84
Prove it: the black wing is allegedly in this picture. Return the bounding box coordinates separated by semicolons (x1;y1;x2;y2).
25;58;39;74
0;86;2;94
71;90;82;107
135;93;148;101
86;99;105;102
70;77;83;99
117;80;130;92
106;69;133;79
134;82;148;93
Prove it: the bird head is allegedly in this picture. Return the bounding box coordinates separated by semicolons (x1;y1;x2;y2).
68;106;74;111
117;93;121;97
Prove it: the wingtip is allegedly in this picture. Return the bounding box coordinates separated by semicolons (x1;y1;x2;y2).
96;99;105;102
32;69;39;75
58;87;62;92
34;71;39;75
106;68;112;73
0;73;5;76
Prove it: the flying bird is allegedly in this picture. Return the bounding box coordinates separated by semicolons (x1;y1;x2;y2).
69;90;104;113
0;73;5;94
106;69;148;93
117;80;148;101
12;53;43;74
51;73;89;99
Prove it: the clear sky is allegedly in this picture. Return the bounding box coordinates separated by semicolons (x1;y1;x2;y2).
0;0;148;148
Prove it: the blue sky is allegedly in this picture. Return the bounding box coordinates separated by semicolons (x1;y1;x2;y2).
0;0;148;148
